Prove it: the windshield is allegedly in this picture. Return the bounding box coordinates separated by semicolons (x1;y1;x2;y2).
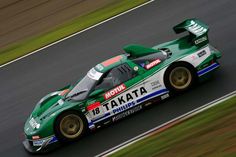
66;68;103;101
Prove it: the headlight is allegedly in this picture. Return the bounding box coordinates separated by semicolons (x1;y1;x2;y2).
29;118;40;129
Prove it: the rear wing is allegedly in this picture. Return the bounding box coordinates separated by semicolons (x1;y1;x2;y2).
173;19;209;46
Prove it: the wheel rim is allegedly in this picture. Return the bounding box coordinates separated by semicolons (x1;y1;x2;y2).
59;114;84;139
169;67;192;90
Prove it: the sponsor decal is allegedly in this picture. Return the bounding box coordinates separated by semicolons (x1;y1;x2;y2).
113;101;135;114
103;86;147;112
145;59;161;69
188;20;207;36
194;36;207;45
87;102;105;118
102;56;123;67
190;54;197;60
32;135;58;146
197;50;207;57
96;64;104;71
104;84;126;100
150;80;162;90
33;139;45;146
112;105;142;122
90;88;168;124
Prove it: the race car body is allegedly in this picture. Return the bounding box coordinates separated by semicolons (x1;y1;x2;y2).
23;19;221;153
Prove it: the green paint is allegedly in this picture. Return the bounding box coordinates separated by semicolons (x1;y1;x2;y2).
23;19;222;152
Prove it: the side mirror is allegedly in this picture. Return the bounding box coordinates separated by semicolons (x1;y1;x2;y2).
89;89;104;97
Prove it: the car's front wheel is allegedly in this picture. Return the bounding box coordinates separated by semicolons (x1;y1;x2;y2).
164;63;196;93
54;111;87;142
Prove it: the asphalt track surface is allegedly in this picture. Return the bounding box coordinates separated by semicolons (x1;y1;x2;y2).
0;0;235;156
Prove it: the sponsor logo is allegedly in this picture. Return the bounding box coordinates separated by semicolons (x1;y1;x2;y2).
32;136;58;146
197;50;207;57
194;36;207;45
104;84;126;100
190;54;197;60
103;86;147;112
33;139;45;146
113;101;135;114
151;80;162;90
145;59;161;69
188;20;207;36
112;105;142;122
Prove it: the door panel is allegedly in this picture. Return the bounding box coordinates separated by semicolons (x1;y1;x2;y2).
86;64;145;123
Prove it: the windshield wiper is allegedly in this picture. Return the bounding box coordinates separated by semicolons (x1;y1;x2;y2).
64;89;88;101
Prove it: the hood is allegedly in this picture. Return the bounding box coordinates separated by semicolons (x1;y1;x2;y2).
31;91;62;118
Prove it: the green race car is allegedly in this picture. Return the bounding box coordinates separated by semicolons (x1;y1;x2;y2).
23;19;221;153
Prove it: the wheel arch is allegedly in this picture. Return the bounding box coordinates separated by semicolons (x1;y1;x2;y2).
54;108;88;128
53;109;88;141
163;61;198;92
168;60;197;74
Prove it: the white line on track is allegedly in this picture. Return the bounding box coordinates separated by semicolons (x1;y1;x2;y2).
96;90;236;157
0;0;155;69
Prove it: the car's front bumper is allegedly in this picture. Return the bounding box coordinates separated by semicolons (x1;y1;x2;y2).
23;135;58;153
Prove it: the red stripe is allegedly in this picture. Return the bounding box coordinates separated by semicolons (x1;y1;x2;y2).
102;56;122;67
87;102;101;111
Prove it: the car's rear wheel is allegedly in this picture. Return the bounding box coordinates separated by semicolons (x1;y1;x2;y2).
54;111;87;142
164;63;196;93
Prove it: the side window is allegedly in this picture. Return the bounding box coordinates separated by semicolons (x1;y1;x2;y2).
95;64;136;91
110;63;135;86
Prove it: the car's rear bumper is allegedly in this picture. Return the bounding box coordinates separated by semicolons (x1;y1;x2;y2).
209;44;222;59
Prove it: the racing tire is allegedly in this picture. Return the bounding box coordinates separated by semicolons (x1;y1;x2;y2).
54;110;88;142
164;62;197;93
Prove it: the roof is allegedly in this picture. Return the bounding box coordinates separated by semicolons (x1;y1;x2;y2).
94;44;161;73
94;55;127;73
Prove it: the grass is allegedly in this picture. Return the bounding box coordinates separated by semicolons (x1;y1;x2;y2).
0;0;148;65
110;95;236;157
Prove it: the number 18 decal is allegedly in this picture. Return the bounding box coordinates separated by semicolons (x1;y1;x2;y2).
87;102;104;118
